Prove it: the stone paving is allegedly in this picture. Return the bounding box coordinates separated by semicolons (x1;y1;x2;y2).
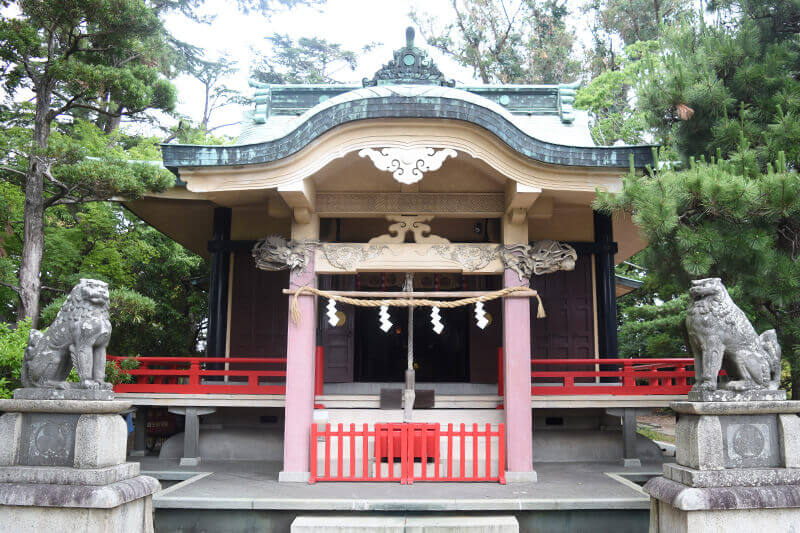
133;457;660;512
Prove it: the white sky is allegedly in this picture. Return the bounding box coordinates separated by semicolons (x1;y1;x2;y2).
160;0;594;137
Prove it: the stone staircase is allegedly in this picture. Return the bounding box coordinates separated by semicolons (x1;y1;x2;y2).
291;515;518;532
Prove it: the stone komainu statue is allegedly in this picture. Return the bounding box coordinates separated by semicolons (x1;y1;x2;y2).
21;279;112;390
686;278;781;392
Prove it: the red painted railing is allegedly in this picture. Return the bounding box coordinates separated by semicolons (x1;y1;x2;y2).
310;422;506;484
530;357;695;395
107;356;287;394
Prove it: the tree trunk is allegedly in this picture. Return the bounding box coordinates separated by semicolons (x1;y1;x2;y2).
18;82;53;328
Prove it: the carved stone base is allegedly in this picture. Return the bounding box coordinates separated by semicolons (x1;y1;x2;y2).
688;389;787;402
13;388;114;401
0;398;158;532
646;398;800;532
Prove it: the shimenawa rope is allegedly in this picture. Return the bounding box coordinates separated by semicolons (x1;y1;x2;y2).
289;285;546;324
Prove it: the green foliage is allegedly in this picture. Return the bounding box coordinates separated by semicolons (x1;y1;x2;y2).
105;357;140;385
252;34;375;84
0;319;30;398
411;0;581;84
575;41;659;145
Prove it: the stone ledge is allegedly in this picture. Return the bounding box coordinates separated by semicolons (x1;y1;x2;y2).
645;475;800;511
688;389;787;402
0;399;131;414
663;463;800;488
13;388;114;401
671;401;800;416
0;475;160;509
0;463;139;486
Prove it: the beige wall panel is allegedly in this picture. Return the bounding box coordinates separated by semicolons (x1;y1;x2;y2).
614;212;647;263
528;207;594;242
231;207;291;240
124;198;215;259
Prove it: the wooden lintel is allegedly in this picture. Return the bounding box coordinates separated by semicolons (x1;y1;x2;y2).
278;179;315;221
282;289;539;298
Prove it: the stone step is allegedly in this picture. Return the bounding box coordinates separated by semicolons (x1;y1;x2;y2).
291;515;519;532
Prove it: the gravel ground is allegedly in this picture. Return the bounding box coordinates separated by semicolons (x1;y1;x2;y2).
638;413;676;439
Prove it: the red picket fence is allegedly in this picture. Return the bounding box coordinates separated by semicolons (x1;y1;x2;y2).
530;357;695;395
310;422;506;484
107;355;287;394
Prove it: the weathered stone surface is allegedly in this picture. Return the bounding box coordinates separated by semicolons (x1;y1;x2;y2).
0;463;139;486
0;495;154;533
0;413;22;466
688;389;787;402
21;279;112;392
719;414;781;468
13;388;114;401
685;278;781;394
292;516;406;532
404;515;519;532
663;463;800;488
0;399;131;414
671;400;800;416
676;415;723;470
17;413;80;467
290;515;520;532
779;414;800;468
74;413;127;468
0;475;160;508
644;475;800;511
651;497;800;533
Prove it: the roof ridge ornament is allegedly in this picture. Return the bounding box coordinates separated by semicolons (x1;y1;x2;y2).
363;27;455;88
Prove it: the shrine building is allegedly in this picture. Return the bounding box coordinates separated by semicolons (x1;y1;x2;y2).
115;29;690;501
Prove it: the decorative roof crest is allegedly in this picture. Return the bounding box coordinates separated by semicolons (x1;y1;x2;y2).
363;27;455;88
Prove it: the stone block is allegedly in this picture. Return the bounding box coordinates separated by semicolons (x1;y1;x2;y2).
719;415;780;468
645;476;800;511
0;475;160;508
688;389;787;402
0;492;155;533
0;413;22;466
651;497;800;533
74;413;127;468
504;470;537;483
404;516;519;532
663;463;800;488
13;388;114;401
778;414;800;468
0;463;139;486
17;413;80;467
291;515;405;532
676;415;723;470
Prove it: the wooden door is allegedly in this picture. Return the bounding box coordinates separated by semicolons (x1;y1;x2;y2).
318;275;355;383
530;254;595;382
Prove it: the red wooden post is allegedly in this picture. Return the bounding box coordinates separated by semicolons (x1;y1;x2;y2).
349;423;356;480
315;346;324;396
485;423;491;480
362;423;368;481
188;360;200;391
309;424;317;484
447;423;453;480
498;424;506;484
337;423;343;479
375;425;382;481
472;423;479;480
459;423;466;480
497;347;504;396
324;424;331;480
434;425;441;481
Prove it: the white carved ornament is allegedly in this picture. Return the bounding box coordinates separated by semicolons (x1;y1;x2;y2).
358;147;457;185
368;215;450;244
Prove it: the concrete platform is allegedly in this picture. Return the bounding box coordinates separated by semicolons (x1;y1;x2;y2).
139;457;657;532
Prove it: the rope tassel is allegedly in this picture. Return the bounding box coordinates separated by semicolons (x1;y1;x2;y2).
289;285;546;325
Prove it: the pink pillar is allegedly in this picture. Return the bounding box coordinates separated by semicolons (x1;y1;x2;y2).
279;259;316;482
503;268;536;482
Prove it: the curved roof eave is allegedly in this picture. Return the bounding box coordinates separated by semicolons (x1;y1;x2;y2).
161;93;656;171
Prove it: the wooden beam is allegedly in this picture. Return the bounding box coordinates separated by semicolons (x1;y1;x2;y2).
282;289;540;298
505;181;541;215
278;178;315;223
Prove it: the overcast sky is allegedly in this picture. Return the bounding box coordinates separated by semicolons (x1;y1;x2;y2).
159;0;593;137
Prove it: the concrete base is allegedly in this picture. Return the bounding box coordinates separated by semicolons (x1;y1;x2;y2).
622;458;642;468
504;471;538;483
179;457;200;467
0;493;155;533
291;515;519;532
279;470;311;483
649;493;800;532
130;450;147;457
13;388;114;401
688;389;787;402
0;463;139;485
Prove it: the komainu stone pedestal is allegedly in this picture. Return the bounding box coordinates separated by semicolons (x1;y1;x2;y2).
645;400;800;532
0;397;160;532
